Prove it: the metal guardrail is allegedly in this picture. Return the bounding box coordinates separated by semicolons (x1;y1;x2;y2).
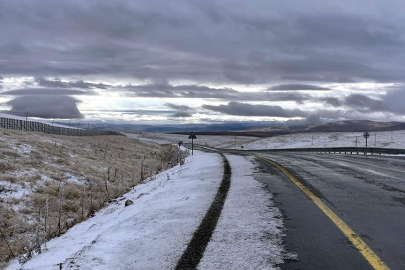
0;117;126;137
248;147;405;155
190;144;405;155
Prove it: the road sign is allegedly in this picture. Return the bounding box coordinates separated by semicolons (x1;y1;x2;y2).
363;132;370;147
363;132;370;139
188;134;197;139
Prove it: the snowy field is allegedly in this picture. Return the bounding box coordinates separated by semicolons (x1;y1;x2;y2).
127;132;258;149
130;129;405;150
5;151;285;270
243;130;405;150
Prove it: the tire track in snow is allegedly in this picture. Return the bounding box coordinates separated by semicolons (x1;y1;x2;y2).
175;153;231;270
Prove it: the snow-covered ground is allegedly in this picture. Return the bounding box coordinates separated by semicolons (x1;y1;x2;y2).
5;151;285;270
0;113;80;129
129;129;405;150
126;132;258;149
243;130;405;150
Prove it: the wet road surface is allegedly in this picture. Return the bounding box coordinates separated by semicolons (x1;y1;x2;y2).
254;153;405;270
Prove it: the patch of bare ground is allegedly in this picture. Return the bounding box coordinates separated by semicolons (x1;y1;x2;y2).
0;129;188;267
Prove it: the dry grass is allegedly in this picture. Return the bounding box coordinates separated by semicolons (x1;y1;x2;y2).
0;129;187;266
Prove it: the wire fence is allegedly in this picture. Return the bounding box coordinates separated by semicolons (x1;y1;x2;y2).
199;145;405;155
0;117;125;137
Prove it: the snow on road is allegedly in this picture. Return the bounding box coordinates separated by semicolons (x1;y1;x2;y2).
6;151;285;270
198;155;284;270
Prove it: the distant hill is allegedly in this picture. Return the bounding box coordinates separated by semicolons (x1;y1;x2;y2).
87;120;405;137
249;120;405;134
88;122;273;133
170;120;405;137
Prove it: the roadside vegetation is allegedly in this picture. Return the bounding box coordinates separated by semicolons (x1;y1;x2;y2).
0;129;188;267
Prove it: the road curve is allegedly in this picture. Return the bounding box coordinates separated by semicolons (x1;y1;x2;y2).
254;152;405;270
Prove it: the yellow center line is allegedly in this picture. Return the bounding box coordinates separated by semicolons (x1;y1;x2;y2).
257;156;390;270
327;156;405;174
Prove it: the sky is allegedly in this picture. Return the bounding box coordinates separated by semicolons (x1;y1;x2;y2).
0;0;405;126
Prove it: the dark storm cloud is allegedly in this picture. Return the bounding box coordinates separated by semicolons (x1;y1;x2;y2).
126;83;237;99
319;91;405;116
35;78;111;89
171;111;193;118
383;88;405;114
165;103;194;118
1;88;94;96
268;84;330;91
259;92;311;104
320;97;343;107
6;95;83;119
305;114;323;125
127;82;311;103
203;102;308;118
344;94;388;112
165;103;193;112
319;93;391;113
0;0;404;84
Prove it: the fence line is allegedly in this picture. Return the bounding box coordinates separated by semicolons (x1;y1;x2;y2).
0;117;125;137
192;144;405;155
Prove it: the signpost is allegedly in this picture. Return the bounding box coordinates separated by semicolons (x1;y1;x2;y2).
188;131;197;155
363;132;370;147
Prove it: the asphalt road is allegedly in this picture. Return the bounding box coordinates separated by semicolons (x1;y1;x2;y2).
253;152;405;270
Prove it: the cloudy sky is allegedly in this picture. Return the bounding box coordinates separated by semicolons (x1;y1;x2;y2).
1;0;405;125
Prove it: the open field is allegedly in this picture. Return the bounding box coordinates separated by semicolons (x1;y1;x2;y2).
243;129;405;150
0;129;185;266
127;132;260;149
131;129;405;150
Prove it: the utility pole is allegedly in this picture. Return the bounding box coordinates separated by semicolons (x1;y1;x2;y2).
375;133;377;147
